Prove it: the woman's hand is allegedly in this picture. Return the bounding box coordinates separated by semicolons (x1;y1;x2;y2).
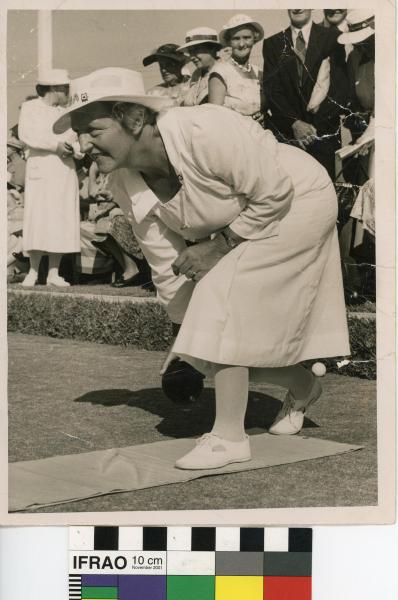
56;141;74;158
95;189;114;203
172;236;230;282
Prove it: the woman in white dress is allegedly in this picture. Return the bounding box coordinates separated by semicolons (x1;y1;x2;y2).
54;68;350;471
208;14;264;124
18;69;81;287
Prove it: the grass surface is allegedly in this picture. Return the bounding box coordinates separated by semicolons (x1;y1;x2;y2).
7;288;377;378
7;282;155;297
8;333;377;513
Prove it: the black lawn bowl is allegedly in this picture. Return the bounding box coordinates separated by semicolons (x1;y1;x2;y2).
162;359;205;405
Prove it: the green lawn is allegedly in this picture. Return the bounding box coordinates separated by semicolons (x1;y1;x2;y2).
8;333;377;513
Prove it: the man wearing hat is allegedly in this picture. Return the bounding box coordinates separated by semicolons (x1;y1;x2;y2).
263;9;349;178
143;43;191;108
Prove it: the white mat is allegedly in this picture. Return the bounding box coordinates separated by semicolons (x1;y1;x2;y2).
9;433;362;511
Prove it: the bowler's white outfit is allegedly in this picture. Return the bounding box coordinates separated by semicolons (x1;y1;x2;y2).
110;105;350;375
19;98;80;253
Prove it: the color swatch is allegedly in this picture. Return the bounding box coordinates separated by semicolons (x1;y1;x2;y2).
69;527;312;599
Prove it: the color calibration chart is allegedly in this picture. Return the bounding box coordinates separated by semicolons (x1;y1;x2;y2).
69;526;312;600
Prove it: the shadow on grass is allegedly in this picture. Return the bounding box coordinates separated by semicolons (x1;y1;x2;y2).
75;388;319;438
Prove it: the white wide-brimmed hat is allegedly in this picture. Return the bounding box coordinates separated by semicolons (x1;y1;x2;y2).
178;27;222;51
219;14;264;46
338;10;375;45
53;68;172;134
37;68;70;86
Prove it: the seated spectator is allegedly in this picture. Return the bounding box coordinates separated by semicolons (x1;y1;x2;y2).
143;43;191;107
209;14;264;123
7;135;26;192
80;162;152;288
178;27;222;105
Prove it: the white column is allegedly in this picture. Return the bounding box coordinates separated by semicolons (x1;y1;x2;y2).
37;10;53;75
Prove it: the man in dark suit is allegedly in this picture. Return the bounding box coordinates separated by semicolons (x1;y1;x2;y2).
263;9;349;178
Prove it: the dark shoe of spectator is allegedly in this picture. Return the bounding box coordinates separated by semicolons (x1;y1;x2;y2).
12;252;29;263
111;272;149;288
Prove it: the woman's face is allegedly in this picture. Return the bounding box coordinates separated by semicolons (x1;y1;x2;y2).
158;58;182;85
51;84;70;106
229;27;255;63
188;44;217;72
72;103;132;173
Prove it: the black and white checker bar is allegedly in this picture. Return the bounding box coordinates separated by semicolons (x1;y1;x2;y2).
70;526;312;553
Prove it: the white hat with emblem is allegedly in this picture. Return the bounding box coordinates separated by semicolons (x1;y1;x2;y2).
53;67;171;133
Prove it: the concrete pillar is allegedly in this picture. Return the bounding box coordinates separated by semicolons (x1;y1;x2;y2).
37;10;53;75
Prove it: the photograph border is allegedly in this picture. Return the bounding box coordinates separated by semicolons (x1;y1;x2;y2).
1;0;395;526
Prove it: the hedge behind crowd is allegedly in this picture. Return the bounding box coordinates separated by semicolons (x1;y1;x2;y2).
7;291;376;379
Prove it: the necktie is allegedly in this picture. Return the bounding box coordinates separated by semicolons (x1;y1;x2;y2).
295;30;306;85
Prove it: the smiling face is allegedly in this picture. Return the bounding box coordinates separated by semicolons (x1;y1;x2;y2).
229;27;256;63
288;9;312;28
71;102;133;173
158;58;182;85
188;43;218;72
324;9;347;26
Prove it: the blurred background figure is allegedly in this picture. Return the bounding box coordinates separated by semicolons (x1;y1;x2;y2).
143;43;191;107
7;135;26;279
209;14;264;123
178;27;222;105
7;135;26;192
18;68;81;288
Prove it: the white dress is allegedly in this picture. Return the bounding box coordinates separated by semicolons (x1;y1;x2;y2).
110;105;350;376
209;59;262;116
18;98;80;253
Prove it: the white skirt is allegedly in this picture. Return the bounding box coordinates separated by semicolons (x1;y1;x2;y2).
173;182;350;376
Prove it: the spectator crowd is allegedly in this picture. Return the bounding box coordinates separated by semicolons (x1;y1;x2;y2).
7;9;375;302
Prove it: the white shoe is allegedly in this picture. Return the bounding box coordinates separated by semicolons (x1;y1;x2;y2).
269;376;322;435
175;433;251;470
21;272;37;287
46;275;70;288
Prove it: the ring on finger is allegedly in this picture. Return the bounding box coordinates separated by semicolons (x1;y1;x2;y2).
187;270;196;280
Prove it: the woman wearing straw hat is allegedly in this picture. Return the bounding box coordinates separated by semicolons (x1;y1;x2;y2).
18;69;81;287
143;43;191;108
54;68;349;470
209;14;264;123
178;27;222;106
